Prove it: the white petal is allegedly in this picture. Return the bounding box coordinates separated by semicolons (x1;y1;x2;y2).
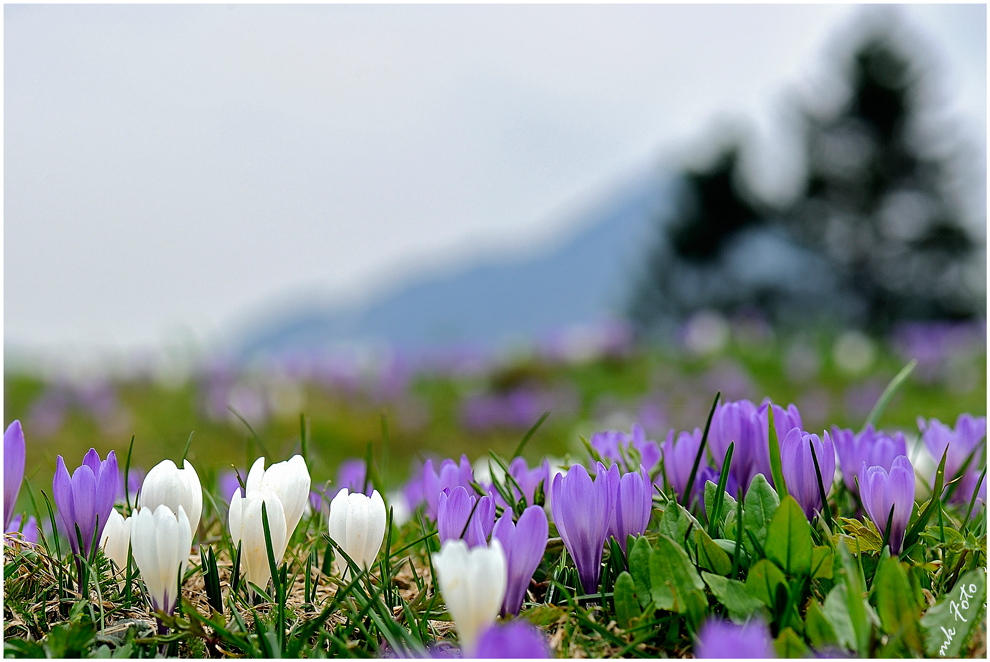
245;457;267;494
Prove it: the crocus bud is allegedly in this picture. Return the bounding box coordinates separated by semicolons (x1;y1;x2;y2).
327;488;387;574
832;425;907;492
551;463;613;594
422;455;475;521
660;428;705;503
919;414;987;501
245;455;311;539
780;429;835;520
139;459;203;537
131;504;193;617
432;538;507;655
492;505;548;616
53;449;118;559
695;617;775;658
4;421;26;531
859;455;915;554
437;486;495;548
100;508;131;573
228;488;288;592
606;464;653;554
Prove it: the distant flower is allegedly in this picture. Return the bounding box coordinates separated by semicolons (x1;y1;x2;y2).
605;464;652;554
590;424;661;475
432;539;507;655
216;470;244;504
832;425;907;493
228;487;288;592
474;621;551;658
130;504;193;618
659;427;707;504
5;514;38;545
438;486;495;549
551;463;613;594
245;455;312;539
117;467;145;506
328;488;388;574
422;456;475;521
495;457;550;509
708;399;767;494
139;459;203;537
492;505;548;616
695;617;775;658
958;469;987;518
4;421;26;531
53;449;118;560
780;429;835;521
332;458;373;499
859;455;915;553
919;414;987;503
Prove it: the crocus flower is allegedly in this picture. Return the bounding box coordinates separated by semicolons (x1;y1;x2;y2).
590;424;661;474
332;458;373;498
100;508;131;570
859;455;915;553
422;456;475;520
228;488;288;592
116;468;145;507
606;464;652;554
958;468;987;518
437;486;495;549
138;459;203;537
695;617;775;658
492;457;550;509
4;421;26;531
919;414;987;502
327;488;387;574
53;449;119;559
659;427;707;504
131;504;193;619
780;429;835;520
753;401;804;484
492;505;548;616
708;400;766;494
5;514;38;544
245;455;312;539
832;425;907;492
475;621;551;658
551;463;613;594
432;538;507;655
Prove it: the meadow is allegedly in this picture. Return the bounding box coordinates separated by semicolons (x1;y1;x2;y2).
3;321;987;658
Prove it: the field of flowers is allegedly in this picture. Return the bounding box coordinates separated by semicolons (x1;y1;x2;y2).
3;323;987;658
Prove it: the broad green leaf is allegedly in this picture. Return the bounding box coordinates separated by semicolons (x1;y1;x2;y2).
774;627;807;658
811;545;833;580
834;517;883;554
742;474;779;557
836;541;870;654
658;500;701;545
873;557;922;654
745;558;786;608
628;535;653;609
805;599;838;650
683;589;709;630
822;584;857;652
649;534;705;613
920;568;986;658
694;528;732;576
713;538;737;556
702;572;766;624
764;496;813;576
613;571;641;629
705;480;737;533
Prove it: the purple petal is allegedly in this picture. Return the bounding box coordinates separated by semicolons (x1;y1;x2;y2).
53;456;77;555
4;421;26;530
70;465;98;556
475;621;550;658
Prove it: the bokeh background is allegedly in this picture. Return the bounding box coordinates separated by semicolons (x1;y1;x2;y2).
4;5;986;513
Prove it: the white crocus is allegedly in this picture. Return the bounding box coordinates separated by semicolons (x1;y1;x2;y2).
138;459;203;539
100;509;131;583
432;538;508;655
385;490;412;528
245;455;311;539
327;489;387;575
130;504;193;616
228;488;288;593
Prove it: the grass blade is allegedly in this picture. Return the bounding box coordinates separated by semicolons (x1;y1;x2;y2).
863;359;916;431
682;391;720;508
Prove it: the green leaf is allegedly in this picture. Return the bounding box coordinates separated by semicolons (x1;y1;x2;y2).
920;568;986;658
822;584;857;652
649;534;705;613
767;406;788;499
694;528;732;576
836;541;870;654
811;546;833;580
702;572;766;623
774;627;808;658
705;481;737;534
764;496;813;576
805;599;838;650
657;500;701;546
742;474;779;558
628;535;653;609
862;359;916;430
745;558;786;608
613;571;641;629
873;557;922;653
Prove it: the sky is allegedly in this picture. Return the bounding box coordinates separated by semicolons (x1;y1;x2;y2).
4;4;986;366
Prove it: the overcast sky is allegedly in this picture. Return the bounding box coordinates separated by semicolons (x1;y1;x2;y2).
4;4;986;364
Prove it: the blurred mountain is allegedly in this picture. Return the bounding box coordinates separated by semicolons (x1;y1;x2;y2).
236;171;672;359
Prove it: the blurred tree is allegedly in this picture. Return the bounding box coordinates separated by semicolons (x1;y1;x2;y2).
630;23;986;335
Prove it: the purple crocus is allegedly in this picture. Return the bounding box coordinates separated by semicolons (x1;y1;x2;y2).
695;618;775;658
779;429;835;521
4;421;26;531
659;427;707;504
551;463;613;594
919;414;987;503
53;448;119;558
498;457;551;508
6;514;39;544
437;486;495;548
590;425;661;474
832;425;907;492
492;505;549;616
755;401;804;484
333;458;374;498
474;621;551;658
423;456;475;521
708;400;766;495
605;464;652;554
859;455;915;553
